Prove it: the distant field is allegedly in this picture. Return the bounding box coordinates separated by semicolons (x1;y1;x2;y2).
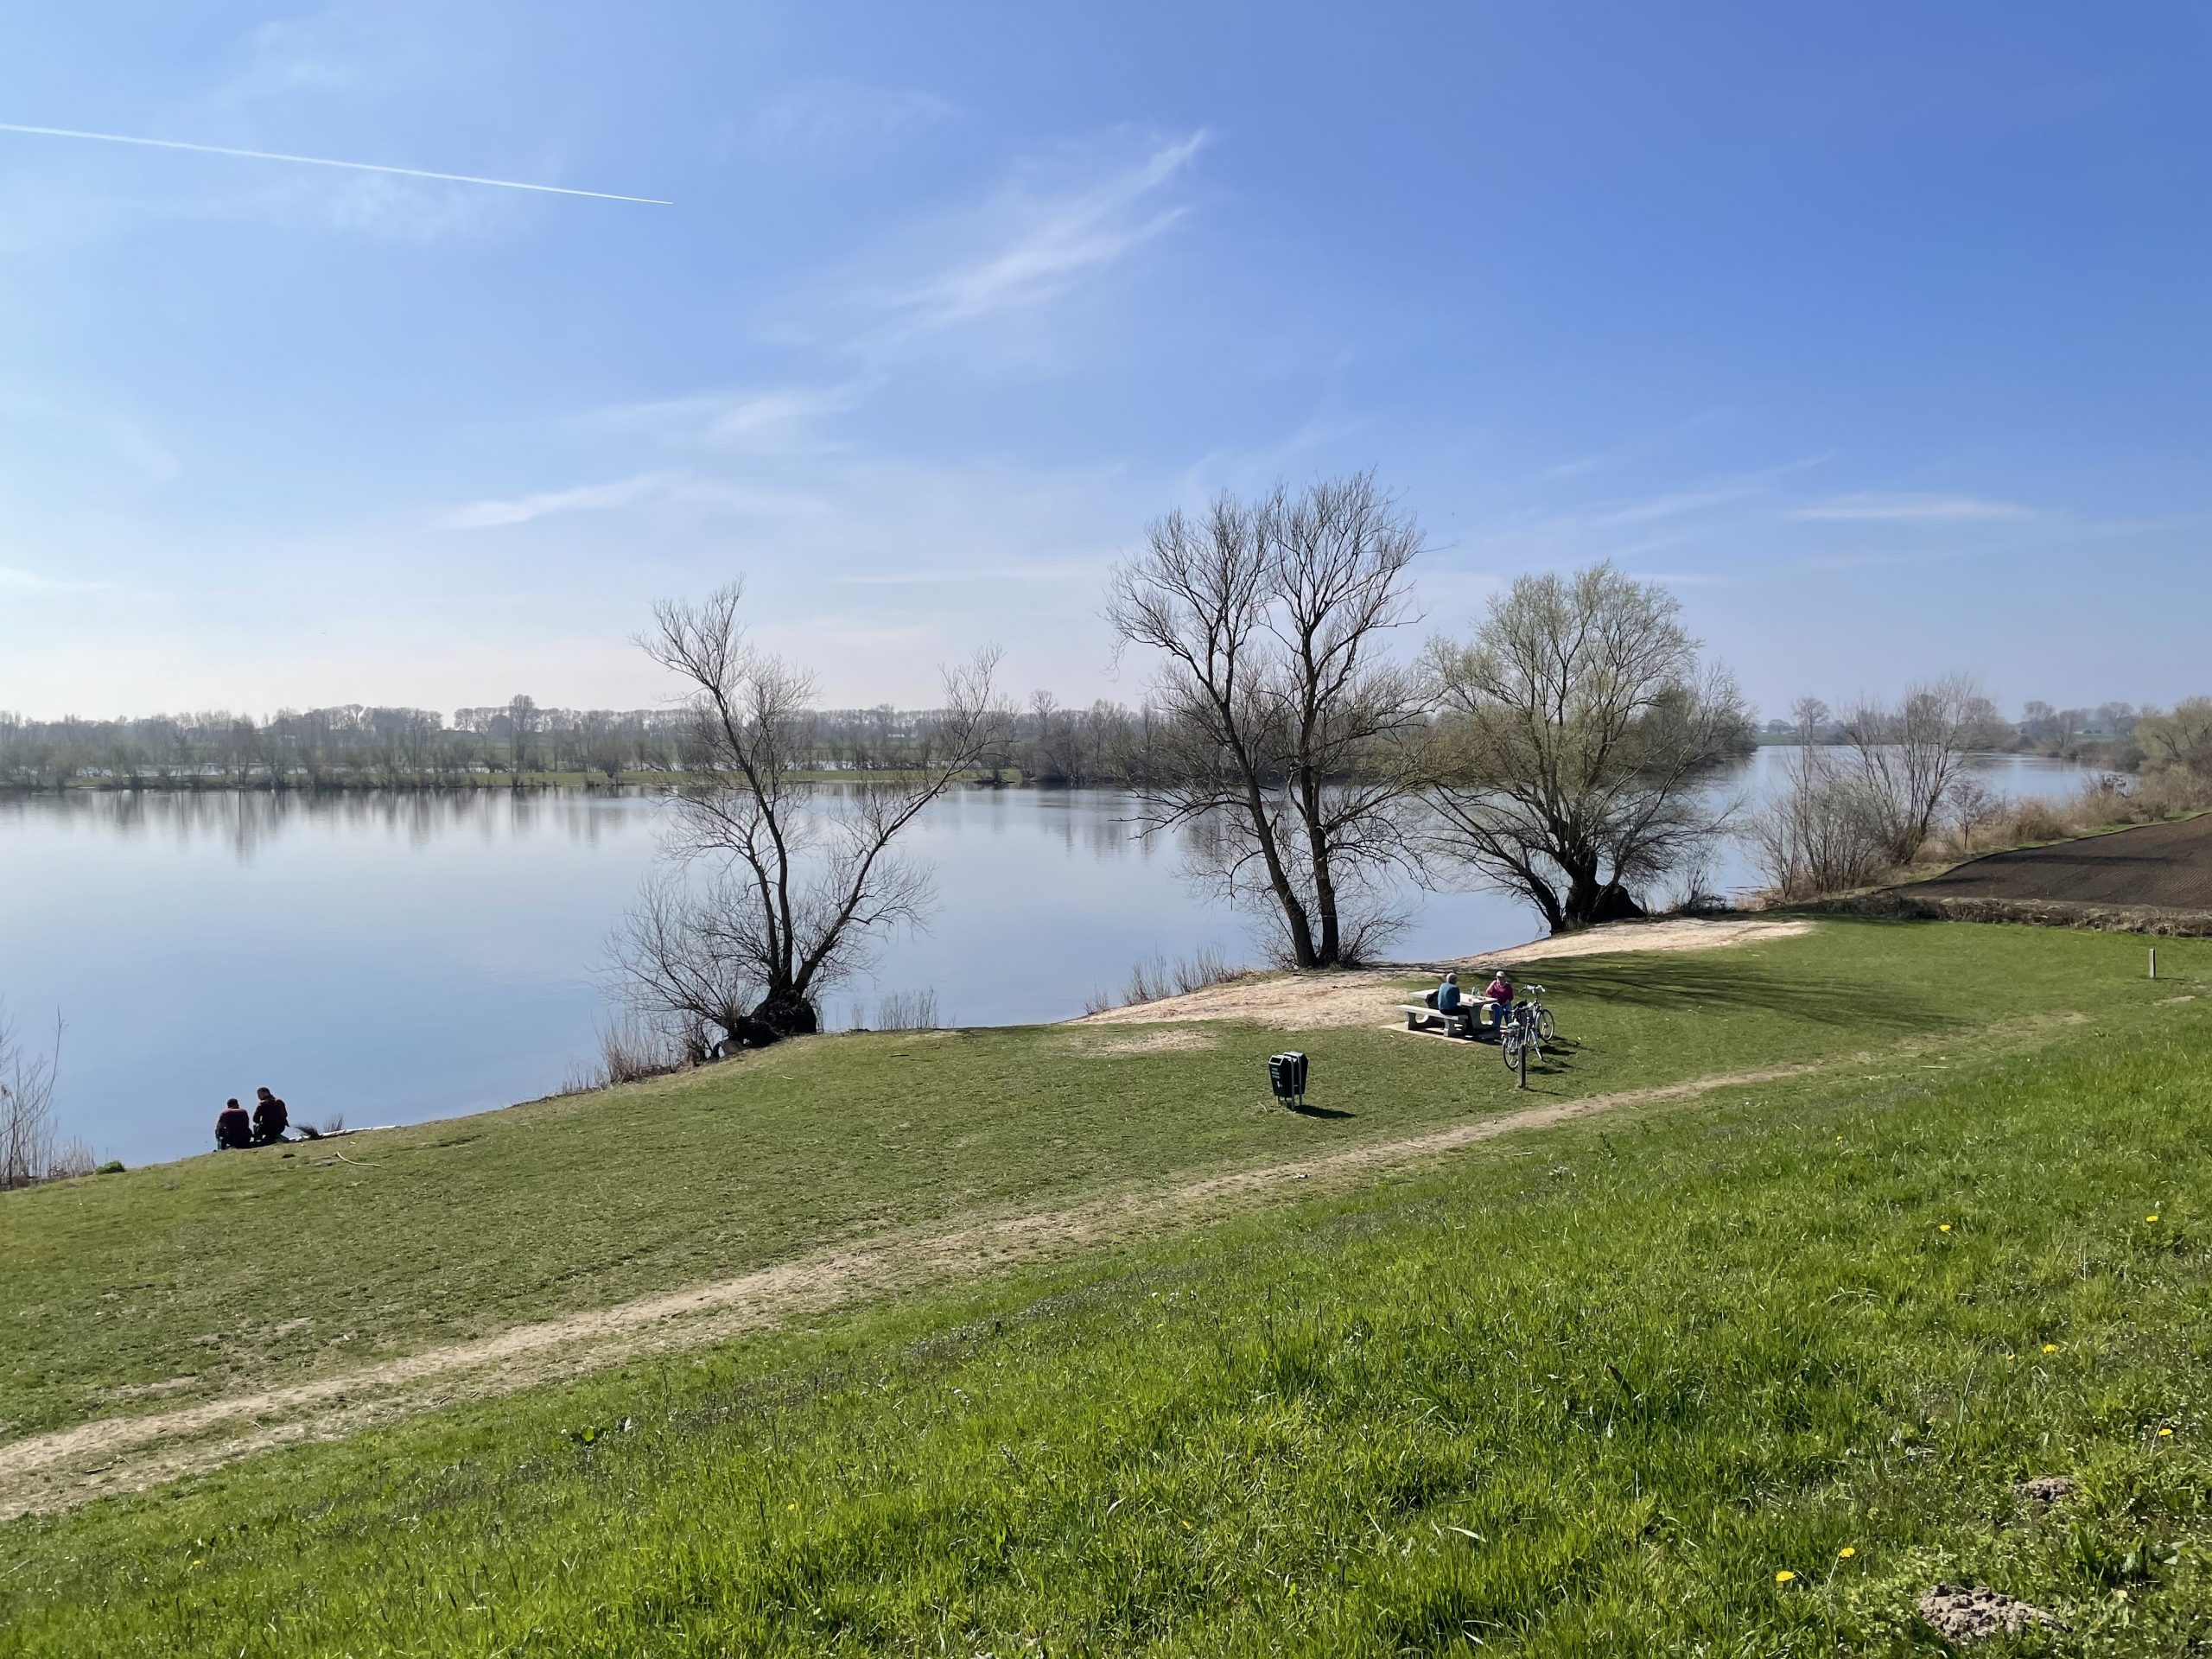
3;931;2209;1654
1906;814;2212;912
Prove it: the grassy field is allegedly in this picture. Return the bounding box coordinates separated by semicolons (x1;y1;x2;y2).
2;920;2197;1452
2;938;2209;1652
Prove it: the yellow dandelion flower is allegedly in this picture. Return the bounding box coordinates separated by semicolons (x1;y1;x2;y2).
1839;1547;1856;1559
1776;1569;1796;1583
2147;1214;2160;1223
2159;1427;2175;1438
786;1502;798;1511
1938;1224;1952;1233
2044;1343;2060;1353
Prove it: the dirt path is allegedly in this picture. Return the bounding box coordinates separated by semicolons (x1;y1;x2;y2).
0;1043;1866;1523
1075;917;1817;1029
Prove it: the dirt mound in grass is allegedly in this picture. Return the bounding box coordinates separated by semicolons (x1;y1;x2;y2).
1916;1583;2064;1642
1071;1029;1222;1056
1074;918;1815;1029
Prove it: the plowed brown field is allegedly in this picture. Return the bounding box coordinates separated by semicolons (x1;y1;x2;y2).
1906;814;2212;911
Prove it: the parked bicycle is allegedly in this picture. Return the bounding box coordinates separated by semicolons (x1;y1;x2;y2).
1498;984;1556;1087
1520;982;1557;1043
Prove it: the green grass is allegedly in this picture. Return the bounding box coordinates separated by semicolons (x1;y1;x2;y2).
3;971;2209;1653
0;921;2201;1449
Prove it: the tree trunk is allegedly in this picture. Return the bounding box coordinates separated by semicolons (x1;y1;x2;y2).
734;987;820;1048
1559;864;1648;931
1242;776;1320;968
1299;770;1343;967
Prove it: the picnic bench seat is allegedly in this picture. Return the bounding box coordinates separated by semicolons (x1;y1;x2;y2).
1395;1000;1500;1039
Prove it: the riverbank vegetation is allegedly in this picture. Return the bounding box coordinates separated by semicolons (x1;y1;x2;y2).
0;1002;82;1191
3;921;2209;1652
1749;690;2212;905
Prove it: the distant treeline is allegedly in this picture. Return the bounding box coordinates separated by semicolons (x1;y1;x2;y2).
0;694;1222;791
13;688;2177;795
1758;699;2153;769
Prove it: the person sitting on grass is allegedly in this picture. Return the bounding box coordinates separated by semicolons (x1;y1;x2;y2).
1484;971;1516;1033
214;1098;253;1151
251;1086;289;1145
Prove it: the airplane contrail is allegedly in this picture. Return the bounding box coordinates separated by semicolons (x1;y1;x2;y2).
0;121;671;205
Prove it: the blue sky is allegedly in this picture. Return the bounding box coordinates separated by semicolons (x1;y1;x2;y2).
1;2;2206;721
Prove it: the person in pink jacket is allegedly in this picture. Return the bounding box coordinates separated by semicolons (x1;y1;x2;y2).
1484;972;1516;1033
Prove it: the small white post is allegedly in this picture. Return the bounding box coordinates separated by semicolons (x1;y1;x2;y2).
2150;947;2158;981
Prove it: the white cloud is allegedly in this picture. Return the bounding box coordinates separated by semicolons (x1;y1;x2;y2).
1584;486;1751;527
750;79;957;158
438;473;678;530
1537;409;1736;481
1789;493;2034;524
0;564;119;594
830;561;1103;587
0;390;179;485
208;11;366;110
852;130;1208;345
594;385;858;454
436;470;832;530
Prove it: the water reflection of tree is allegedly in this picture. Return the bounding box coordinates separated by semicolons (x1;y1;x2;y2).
7;785;656;868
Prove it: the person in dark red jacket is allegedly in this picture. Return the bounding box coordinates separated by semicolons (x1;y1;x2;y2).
214;1098;252;1150
251;1087;289;1144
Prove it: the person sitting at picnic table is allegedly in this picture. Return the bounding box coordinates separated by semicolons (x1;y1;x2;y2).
251;1086;289;1145
1435;969;1465;1016
214;1098;253;1150
1483;971;1516;1033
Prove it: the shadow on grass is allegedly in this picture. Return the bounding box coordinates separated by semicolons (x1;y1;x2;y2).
1551;952;1954;1035
1288;1103;1357;1121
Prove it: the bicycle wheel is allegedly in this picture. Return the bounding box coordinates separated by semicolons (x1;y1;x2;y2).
1536;1007;1558;1043
1500;1030;1522;1072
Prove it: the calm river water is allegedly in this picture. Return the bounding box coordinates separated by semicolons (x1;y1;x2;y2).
1;750;2093;1166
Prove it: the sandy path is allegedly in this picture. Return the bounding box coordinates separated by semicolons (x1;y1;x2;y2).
1076;917;1816;1029
3;1043;1846;1523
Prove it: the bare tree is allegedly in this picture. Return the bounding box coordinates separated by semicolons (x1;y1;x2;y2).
1426;563;1751;933
1789;696;1830;745
1838;677;2006;863
506;695;541;780
2137;697;2212;784
1746;745;1892;899
1946;778;2003;853
1106;473;1429;968
606;871;755;1057
611;582;1001;1048
0;1002;61;1191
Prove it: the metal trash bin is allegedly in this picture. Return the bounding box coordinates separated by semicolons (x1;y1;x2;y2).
1268;1051;1308;1108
